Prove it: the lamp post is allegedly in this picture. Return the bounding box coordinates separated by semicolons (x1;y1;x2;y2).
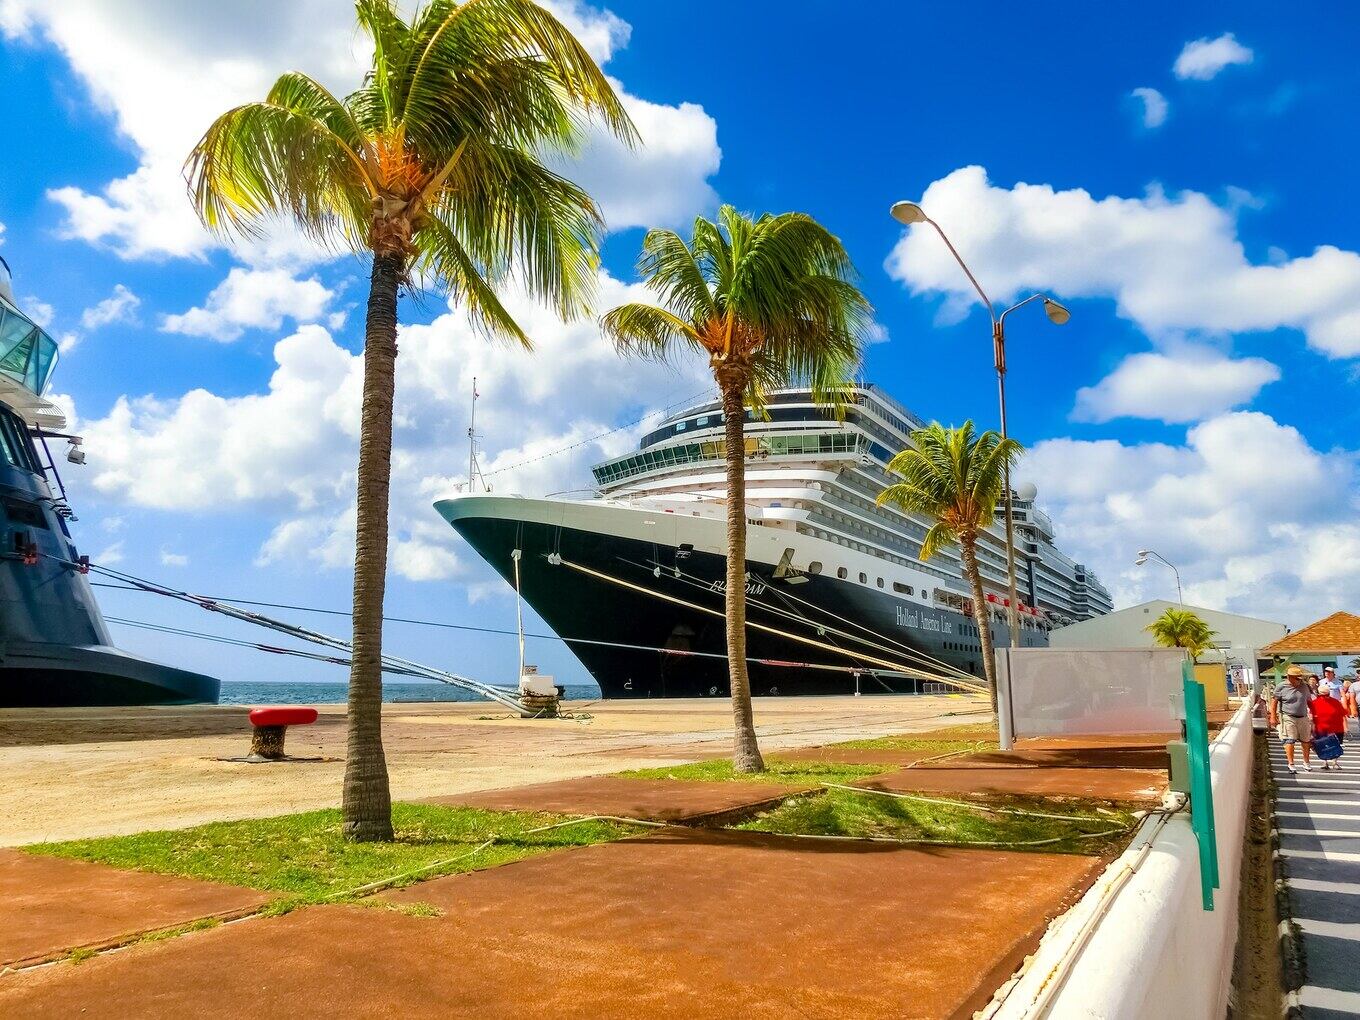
890;200;1070;647
1135;549;1184;604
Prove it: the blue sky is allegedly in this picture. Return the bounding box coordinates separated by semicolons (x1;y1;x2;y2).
1;1;1357;689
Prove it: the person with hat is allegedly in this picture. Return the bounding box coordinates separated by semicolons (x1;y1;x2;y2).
1270;665;1315;773
1322;665;1342;698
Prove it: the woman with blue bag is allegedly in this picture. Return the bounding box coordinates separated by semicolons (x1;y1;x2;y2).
1309;682;1347;770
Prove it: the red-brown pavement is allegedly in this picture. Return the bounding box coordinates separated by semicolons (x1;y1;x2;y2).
924;746;1171;770
0;829;1103;1019
421;775;813;823
0;849;269;969
854;765;1167;802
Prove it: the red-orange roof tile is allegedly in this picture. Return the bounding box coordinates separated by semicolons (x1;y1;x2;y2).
1261;611;1360;654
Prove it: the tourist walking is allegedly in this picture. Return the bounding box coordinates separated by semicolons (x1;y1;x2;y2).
1309;684;1347;770
1270;665;1315;773
1322;665;1341;697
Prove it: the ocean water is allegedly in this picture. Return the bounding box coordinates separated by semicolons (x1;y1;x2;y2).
218;680;601;706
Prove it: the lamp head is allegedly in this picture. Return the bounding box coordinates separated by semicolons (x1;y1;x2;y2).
1134;556;1148;566
1043;298;1072;325
1137;549;1152;558
890;201;928;226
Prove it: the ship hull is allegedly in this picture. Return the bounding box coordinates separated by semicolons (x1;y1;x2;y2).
0;642;220;707
440;497;1046;699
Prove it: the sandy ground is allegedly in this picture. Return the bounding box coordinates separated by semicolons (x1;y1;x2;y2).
0;695;983;845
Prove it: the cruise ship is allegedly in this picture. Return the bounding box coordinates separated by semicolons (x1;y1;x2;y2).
0;258;219;706
436;386;1112;699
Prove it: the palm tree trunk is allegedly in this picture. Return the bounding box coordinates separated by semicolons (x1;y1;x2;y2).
341;251;402;842
720;378;764;773
960;537;1000;717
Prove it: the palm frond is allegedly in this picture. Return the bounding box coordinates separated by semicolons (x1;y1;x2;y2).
184;95;371;246
637;229;717;324
599;302;703;361
414;214;530;347
879;420;1023;566
400;0;636;159
435;137;603;321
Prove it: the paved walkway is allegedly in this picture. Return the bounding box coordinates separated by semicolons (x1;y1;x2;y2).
1270;733;1360;1017
0;831;1102;1018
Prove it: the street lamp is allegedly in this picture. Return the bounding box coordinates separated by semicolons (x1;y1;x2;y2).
1135;549;1184;604
890;200;1070;647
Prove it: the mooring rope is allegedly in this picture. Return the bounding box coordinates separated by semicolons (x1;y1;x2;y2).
554;555;987;694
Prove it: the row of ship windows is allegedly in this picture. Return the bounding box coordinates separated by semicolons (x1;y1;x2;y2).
805;559;922;598
593;432;860;485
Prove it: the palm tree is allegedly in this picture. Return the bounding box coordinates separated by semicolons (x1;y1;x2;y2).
600;207;871;773
186;0;635;841
877;421;1022;713
1146;607;1216;661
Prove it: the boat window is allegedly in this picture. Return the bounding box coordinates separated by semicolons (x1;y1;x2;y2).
696;416;708;426
675;421;686;432
876;577;884;588
808;561;822;575
2;497;46;529
0;418;19;468
858;571;867;584
837;567;848;579
893;582;913;595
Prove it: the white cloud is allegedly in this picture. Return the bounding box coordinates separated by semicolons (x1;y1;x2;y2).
1129;87;1168;128
80;283;140;330
159;548;189;567
1174;32;1254;81
885;166;1360;359
94;540;125;565
22;296;55;328
1073;346;1280;423
162;267;334;342
6;0;719;261
81;269;712;581
554;83;720;231
1021;411;1360;625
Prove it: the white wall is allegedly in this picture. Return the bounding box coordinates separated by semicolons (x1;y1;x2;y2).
987;700;1253;1020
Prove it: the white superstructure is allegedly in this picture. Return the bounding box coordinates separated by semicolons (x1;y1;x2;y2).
590;385;1111;632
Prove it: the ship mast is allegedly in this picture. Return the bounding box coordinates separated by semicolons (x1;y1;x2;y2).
467;377;487;493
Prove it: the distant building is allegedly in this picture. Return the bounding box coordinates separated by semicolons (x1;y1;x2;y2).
1049;600;1287;658
1260;612;1360;677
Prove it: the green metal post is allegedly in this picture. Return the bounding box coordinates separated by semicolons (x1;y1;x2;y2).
1183;660;1219;910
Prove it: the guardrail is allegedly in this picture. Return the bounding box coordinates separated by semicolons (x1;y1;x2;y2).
985;699;1253;1020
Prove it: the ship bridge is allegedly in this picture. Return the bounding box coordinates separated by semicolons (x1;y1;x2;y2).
0;259;64;429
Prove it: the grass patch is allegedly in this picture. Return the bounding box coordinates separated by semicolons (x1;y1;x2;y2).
618;759;886;786
26;803;640;904
833;735;996;755
736;788;1134;855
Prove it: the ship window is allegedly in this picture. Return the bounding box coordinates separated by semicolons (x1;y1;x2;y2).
858;571;867;584
808;561;822;575
675;421;686;432
0;419;19;468
2;496;46;529
876;577;884;588
696;416;708;426
837;567;848;579
893;582;913;595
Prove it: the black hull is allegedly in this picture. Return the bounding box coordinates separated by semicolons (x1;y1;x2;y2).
449;513;1046;699
0;643;220;707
